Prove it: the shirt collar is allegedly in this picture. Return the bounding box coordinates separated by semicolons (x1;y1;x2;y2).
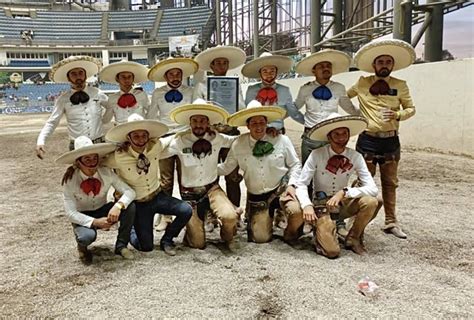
328;145;348;157
249;134;269;147
79;169;99;180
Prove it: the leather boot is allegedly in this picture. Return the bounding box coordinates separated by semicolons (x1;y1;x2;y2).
283;210;304;243
345;197;377;255
314;215;340;259
184;207;206;249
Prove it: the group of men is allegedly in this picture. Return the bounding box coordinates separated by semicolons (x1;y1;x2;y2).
36;38;416;263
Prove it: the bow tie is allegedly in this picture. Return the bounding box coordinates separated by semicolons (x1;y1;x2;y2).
165;89;183;103
137;153;150;175
70;91;90;105
312;85;332;100
252;140;274;157
256;87;278;105
80;177;101;196
369;80;390;95
326;155;353;174
117;93;137;108
192;138;212;159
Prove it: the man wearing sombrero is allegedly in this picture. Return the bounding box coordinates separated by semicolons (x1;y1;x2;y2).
36;56;108;159
161;99;241;249
348;39;416;239
218;101;302;243
100;61;150;124
243;52;302;134
295;113;379;257
103;114;192;256
147;57;198;231
56;136;136;264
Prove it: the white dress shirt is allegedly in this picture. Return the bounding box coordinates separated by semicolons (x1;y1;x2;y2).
294;80;359;128
192;77;246;110
148;84;194;133
37;86;109;146
295;144;378;209
103;89;150;124
218;133;301;195
161;130;237;188
63;167;136;228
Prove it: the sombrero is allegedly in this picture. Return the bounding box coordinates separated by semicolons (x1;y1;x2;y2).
105;114;169;143
55;136;116;164
296;49;351;76
148;57;198;82
227;100;286;127
99;61;149;84
195;45;247;71
307;113;368;141
51;56;102;83
354;39;416;73
241;52;293;79
170;98;229;125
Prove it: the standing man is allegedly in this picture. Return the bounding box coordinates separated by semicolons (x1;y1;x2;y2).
348;39;416;239
295;114;379;257
218;101;302;243
100;61;150;124
36;56;107;158
56;136;136;264
103;114;193;255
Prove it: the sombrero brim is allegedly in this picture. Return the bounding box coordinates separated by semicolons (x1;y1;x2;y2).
355;39;416;72
308;116;368;141
51;56;101;83
105;120;169;143
296;50;351;76
170;104;229;125
55;143;116;164
227;106;286;127
148;58;198;82
242;55;293;79
99;61;149;84
195;46;246;71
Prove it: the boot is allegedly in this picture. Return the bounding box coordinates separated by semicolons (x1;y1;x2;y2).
345;229;367;255
344;197;377;255
77;245;92;264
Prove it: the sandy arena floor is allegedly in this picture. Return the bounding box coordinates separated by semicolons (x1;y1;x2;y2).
0;113;473;318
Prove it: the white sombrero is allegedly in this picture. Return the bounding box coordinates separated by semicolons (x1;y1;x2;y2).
99;61;149;84
308;113;368;141
55;136;116;164
227;100;286;127
195;45;247;71
170;98;230;125
354;39;416;73
241;52;293;79
105;114;169;143
51;56;102;83
296;49;351;76
148;57;198;82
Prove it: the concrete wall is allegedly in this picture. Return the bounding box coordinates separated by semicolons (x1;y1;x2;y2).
242;58;474;156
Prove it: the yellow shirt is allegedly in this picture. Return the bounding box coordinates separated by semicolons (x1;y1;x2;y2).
347;75;415;133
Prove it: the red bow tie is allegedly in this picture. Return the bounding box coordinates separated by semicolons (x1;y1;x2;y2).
80;177;101;196
326;155;353;174
117;93;137;108
256;87;278;105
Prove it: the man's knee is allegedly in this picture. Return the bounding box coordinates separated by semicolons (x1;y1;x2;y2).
177;202;193;220
360;196;378;211
284;200;302;216
74;227;96;247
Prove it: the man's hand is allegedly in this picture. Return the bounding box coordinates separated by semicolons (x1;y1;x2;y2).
381;108;398;121
92;217;113;230
107;206;121;224
36;145;46;159
303;205;317;223
326;190;345;211
266;127;280;137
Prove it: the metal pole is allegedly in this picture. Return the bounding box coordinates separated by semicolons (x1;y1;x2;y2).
333;0;343;36
424;0;443;62
215;0;222;45
393;0;412;43
253;0;259;58
311;0;321;53
411;12;431;48
228;0;234;45
271;0;277;52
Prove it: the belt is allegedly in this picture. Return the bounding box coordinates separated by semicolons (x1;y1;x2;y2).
180;182;216;194
136;187;161;203
70;136;105;145
363;130;397;138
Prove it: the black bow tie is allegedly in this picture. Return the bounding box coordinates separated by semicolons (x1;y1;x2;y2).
70;91;90;105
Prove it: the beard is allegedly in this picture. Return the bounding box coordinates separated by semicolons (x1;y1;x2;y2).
78;158;98;169
375;68;391;77
192;127;206;137
168;80;182;88
261;76;276;85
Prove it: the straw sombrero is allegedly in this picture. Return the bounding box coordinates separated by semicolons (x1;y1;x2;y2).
99;61;149;84
105;114;169;143
296;49;351;76
170;98;229;125
227;100;286;127
354;39;416;73
307;113;368;141
195;46;247;71
148;57;198;82
241;52;293;79
51;56;102;83
55;136;116;164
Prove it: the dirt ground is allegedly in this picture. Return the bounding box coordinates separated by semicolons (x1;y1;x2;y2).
0;113;473;318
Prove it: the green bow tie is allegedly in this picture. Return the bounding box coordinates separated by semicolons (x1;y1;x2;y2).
252;140;274;157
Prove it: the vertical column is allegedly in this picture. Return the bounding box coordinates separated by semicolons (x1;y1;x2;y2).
228;0;234;45
333;0;343;36
253;0;259;58
393;0;412;43
424;0;443;62
271;0;277;52
311;0;321;53
215;0;222;45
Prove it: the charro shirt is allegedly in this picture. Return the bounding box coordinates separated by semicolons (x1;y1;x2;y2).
294;80;359;128
37;86;108;145
218;133;301;195
63;167;136;228
161;130;237;188
347;75;416;133
295;144;378;209
103;89;150;124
